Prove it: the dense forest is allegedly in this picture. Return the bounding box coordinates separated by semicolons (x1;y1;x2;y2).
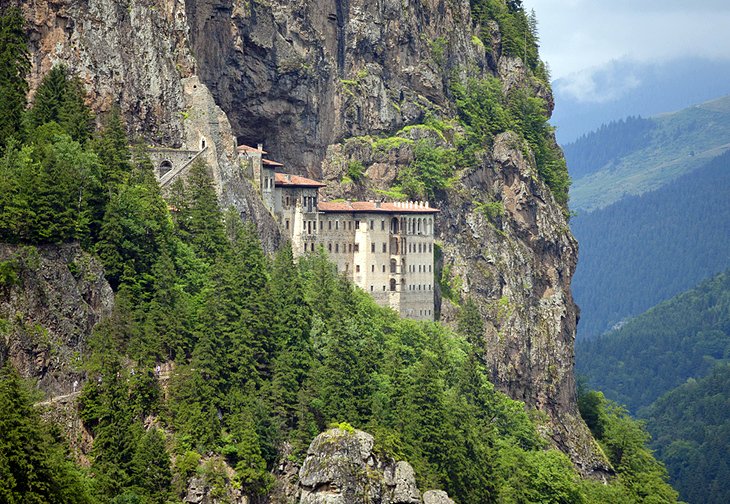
571;151;730;338
0;6;679;504
562;116;656;180
642;364;730;504
577;270;730;503
576;269;730;412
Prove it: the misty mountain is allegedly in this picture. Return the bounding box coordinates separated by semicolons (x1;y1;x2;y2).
552;57;730;144
565;94;730;211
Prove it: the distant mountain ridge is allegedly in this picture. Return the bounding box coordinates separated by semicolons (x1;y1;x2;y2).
552;57;730;144
576;269;730;413
566;94;730;212
576;271;730;504
571;150;730;339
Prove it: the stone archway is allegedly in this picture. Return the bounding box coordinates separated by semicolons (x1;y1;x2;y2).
158;160;173;177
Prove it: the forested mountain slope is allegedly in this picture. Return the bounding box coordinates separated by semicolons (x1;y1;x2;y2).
571;151;730;339
0;50;679;501
642;364;730;504
577;271;730;503
576;269;730;412
13;0;604;471
565;95;730;211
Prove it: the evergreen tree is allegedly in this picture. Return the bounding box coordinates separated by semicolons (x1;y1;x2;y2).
173;160;227;262
0;7;30;149
0;363;92;504
27;65;68;130
130;428;172;503
269;243;313;429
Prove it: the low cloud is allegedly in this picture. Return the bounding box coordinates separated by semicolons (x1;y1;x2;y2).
554;62;642;104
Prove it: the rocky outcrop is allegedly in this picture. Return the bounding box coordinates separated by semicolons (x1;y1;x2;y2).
0;243;113;396
284;428;453;504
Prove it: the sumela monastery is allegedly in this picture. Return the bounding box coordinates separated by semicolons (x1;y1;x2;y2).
151;142;438;321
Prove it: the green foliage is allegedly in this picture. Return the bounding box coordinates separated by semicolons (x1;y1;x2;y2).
469;0;545;80
642;364;730;504
572;153;730;339
568;96;730;211
0;363;93;503
452;75;570;207
0;7;30;150
577;386;679;503
346;160;365;182
577;268;730;412
27;65;93;143
396;139;456;200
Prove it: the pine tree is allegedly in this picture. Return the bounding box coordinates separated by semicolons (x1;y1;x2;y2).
174;159;227;261
269;243;313;429
0;7;30;149
130;428;172;503
27;65;69;131
0;363;92;503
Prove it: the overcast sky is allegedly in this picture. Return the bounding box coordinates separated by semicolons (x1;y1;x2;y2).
522;0;730;99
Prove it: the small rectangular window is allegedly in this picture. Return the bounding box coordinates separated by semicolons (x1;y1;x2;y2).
348;244;353;253
354;243;359;253
356;265;360;273
381;220;385;230
382;265;385;273
382;243;386;253
336;244;339;253
370;220;374;230
328;243;332;252
285;220;290;230
371;265;375;272
355;220;360;230
371;243;375;253
371;286;374;291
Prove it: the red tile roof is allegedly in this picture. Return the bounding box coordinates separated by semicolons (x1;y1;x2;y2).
274;173;326;188
237;144;267;154
263;159;284;167
318;200;438;214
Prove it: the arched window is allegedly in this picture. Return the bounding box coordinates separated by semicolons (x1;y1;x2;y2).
158;160;173;177
391;217;399;234
390;278;396;291
390;259;397;273
201;138;207;150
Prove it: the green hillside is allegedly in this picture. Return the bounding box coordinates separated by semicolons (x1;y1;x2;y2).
576;269;730;413
577;271;730;503
642;364;730;504
567;95;730;211
571;151;730;339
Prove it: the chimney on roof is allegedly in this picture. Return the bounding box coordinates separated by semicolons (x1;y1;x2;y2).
375;201;381;208
257;143;264;152
425;201;429;208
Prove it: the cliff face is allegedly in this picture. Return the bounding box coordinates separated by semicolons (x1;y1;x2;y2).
17;0;608;475
0;243;113;397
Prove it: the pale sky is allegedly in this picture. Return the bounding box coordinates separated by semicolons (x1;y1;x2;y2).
523;0;730;98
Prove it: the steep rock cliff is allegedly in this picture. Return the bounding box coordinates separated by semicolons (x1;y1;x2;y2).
0;243;113;396
16;0;608;475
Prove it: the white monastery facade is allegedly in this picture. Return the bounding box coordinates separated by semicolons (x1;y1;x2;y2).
238;144;439;321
